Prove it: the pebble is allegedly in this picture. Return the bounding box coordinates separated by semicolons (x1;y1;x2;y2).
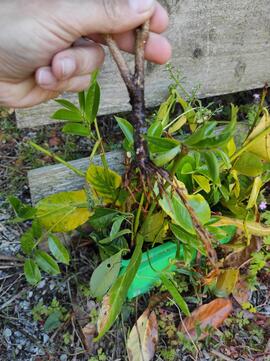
37;280;46;289
3;328;12;338
42;334;49;344
28;291;33;298
60;354;68;361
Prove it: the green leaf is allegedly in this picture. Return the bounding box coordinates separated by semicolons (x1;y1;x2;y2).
170;223;207;256
20;229;36;255
115;117;134;145
233;152;263;177
36;190;91;232
55;99;81;113
159;273;190;316
193;174;211;193
168;115;187;134
184;122;217;146
44;311;62;333
51;109;84;122
48;235;70;265
215;149;231;169
90;251;122;299
8;196;36;221
24;259;41;285
35;250;60;275
148;121;163;137
86;165;122;203
140;212;167;243
151;146;181;167
156;186;211;235
85;71;100;123
96;235;144;340
110;216;126;239
78;91;86;113
147;136;180;153
89;208;118;230
204;152;220;184
62;123;90;136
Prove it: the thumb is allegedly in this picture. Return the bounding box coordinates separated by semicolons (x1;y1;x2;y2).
63;0;156;35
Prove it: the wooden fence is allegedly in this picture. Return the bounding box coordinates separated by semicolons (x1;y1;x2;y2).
16;0;270;202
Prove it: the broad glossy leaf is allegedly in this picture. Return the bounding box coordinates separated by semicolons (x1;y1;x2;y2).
35;250;60;275
159;273;190;316
204;152;220;184
151;146;180;167
36;190;91;232
157;186;210;235
179;298;233;339
86;165;122;203
89;208;118;230
127;308;158;361
96;235;144;340
193;174;211;193
115;117;134;145
78;91;86;112
247;176;262;209
62;123;90;136
147;121;163;137
233;152;263;177
24;259;41;285
184;121;217;146
245;109;270;161
140;212;167;243
147;136;180;153
170;223;206;256
90;251;122;299
48;234;70;265
51;109;83;122
216;268;239;296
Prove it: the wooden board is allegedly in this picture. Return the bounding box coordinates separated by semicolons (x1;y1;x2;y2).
16;0;270;128
28;150;125;204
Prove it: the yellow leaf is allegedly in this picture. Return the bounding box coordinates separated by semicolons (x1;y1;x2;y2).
245;109;270;161
168;115;187;134
213;216;270;236
227;138;236;157
247;176;262;209
216;268;239;296
127;308;158;361
36;190;91;232
193;174;211;193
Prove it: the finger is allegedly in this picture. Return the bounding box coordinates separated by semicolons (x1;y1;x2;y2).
58;0;158;35
91;31;172;64
50;42;105;80
36;67;91;93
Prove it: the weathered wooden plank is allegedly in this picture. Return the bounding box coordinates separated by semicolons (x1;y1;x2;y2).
28;150;125;204
28;123;249;204
17;0;270;128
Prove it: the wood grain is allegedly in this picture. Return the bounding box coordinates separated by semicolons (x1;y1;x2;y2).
16;0;270;128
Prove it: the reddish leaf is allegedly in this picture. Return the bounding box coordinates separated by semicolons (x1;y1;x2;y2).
179;298;233;340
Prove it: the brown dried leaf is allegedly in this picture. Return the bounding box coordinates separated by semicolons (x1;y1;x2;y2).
97;295;110;333
82;323;96;351
127;308;158;361
216;268;239;296
224;236;263;268
180;298;233;340
232;277;251;305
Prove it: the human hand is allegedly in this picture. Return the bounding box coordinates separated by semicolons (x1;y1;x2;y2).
0;0;171;108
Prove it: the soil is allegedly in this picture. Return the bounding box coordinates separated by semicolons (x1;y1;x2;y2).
0;88;269;361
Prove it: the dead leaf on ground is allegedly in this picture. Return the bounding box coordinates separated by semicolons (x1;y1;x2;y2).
82;323;96;351
216;268;239;296
232;277;251;305
224;236;263;268
202;269;221;286
127;308;158;361
97;295;110;333
179;298;233;340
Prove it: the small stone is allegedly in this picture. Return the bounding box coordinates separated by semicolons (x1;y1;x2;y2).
37;280;46;289
28;291;33;298
60;354;68;361
43;334;49;344
49;281;55;290
3;328;12;338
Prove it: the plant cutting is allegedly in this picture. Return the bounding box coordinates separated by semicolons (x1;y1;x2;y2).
10;20;270;350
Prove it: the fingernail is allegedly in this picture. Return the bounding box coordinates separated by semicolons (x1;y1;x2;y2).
129;0;155;13
37;68;56;85
60;58;76;77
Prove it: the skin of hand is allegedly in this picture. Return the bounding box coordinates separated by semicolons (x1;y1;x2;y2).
0;0;171;109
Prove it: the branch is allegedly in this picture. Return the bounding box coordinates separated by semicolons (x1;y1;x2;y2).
104;34;134;94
